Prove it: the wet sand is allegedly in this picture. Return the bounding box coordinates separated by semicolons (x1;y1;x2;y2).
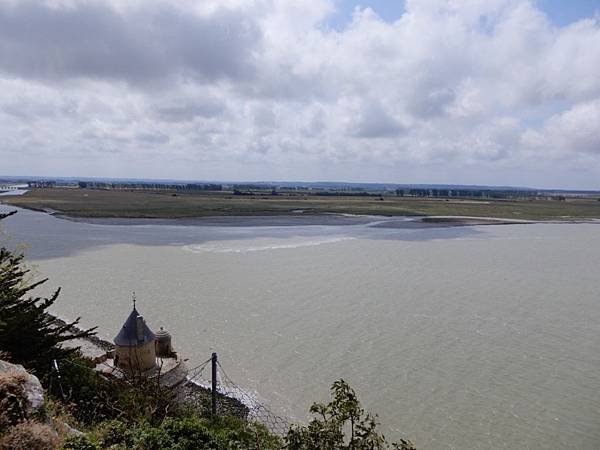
56;213;534;229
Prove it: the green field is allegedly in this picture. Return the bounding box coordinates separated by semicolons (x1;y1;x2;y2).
3;188;600;221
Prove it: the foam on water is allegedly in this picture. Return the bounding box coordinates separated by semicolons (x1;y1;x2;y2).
183;236;355;254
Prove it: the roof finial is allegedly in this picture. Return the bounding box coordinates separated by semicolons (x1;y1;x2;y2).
132;291;136;309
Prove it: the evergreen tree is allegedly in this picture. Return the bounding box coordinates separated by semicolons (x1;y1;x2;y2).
0;210;95;377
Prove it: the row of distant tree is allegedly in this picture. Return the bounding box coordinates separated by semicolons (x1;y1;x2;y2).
23;180;574;200
77;181;222;191
396;188;541;199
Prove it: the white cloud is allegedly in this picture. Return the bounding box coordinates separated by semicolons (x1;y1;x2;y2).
0;0;598;188
522;99;600;156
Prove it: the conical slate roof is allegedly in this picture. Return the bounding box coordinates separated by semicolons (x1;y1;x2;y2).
114;307;156;346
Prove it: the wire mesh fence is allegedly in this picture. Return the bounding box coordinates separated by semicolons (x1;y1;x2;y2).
184;355;291;436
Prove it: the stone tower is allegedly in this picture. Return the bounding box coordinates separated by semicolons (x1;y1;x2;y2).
113;305;156;376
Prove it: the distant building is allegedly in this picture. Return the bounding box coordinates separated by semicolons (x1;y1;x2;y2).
28;181;56;188
0;184;26;191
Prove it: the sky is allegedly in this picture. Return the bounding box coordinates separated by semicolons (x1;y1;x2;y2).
0;0;599;189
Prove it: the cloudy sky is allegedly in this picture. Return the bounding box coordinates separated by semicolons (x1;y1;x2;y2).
0;0;599;189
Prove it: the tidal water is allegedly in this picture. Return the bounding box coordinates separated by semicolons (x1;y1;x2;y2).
1;206;599;449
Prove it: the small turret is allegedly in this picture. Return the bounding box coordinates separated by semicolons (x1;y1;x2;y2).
155;327;174;358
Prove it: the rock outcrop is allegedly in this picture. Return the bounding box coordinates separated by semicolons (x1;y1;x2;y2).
0;359;45;427
0;359;61;449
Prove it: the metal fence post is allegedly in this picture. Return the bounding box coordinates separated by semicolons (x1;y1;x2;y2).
211;352;218;417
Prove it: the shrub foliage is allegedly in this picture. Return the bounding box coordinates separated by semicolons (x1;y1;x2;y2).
285;380;416;450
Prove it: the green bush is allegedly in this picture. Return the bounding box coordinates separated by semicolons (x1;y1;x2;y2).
89;416;281;450
155;416;213;449
285;380;415;450
95;419;132;447
61;434;100;450
130;424;177;449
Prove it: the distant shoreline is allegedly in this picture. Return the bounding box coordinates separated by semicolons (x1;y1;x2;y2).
3;187;600;226
0;201;532;228
5;202;598;229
